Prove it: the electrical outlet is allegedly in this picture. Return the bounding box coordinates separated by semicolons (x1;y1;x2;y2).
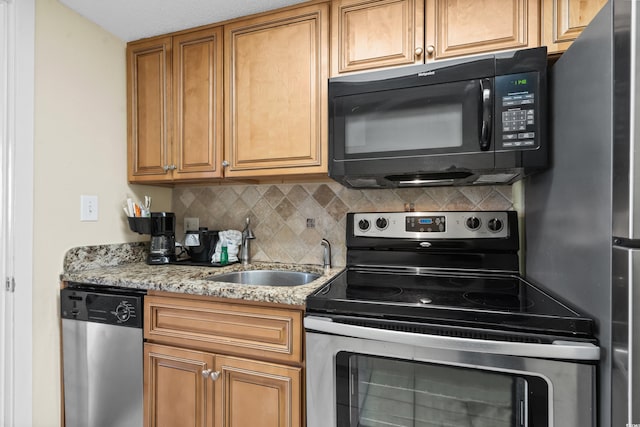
80;195;98;222
184;217;199;231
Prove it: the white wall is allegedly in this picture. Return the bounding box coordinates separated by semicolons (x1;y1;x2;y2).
33;0;172;425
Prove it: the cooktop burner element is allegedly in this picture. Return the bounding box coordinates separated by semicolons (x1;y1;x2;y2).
306;211;595;341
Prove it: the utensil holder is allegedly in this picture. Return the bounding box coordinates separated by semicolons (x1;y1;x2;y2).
128;217;151;234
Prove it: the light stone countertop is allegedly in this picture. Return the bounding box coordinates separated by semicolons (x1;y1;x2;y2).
60;242;342;306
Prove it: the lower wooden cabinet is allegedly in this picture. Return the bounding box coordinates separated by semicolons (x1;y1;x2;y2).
144;344;302;427
144;344;215;427
144;294;305;427
215;355;302;427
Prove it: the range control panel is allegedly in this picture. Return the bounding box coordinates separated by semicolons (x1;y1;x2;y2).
353;211;510;239
495;71;540;151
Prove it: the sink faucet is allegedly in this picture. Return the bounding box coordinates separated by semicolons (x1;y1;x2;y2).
241;217;255;267
321;239;331;271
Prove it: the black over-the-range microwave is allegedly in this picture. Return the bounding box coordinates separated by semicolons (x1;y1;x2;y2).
328;47;548;188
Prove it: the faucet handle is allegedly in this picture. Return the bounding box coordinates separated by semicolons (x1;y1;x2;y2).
243;217;255;239
321;239;331;269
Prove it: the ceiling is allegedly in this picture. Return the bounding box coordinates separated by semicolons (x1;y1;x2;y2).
58;0;308;42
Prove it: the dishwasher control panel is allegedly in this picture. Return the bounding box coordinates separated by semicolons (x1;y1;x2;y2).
61;285;145;328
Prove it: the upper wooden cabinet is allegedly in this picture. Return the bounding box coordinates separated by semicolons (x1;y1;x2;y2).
127;27;224;183
426;0;540;61
172;28;224;181
542;0;607;54
127;36;172;182
331;0;540;75
331;0;425;75
127;0;605;183
224;3;329;177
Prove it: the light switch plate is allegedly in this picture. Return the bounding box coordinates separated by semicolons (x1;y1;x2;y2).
80;195;98;221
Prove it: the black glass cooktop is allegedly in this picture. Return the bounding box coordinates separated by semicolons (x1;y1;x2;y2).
306;267;594;339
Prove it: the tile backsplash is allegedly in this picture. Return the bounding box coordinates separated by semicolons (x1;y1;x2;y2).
173;182;515;267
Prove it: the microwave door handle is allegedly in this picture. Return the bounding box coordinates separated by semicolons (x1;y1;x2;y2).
479;79;492;151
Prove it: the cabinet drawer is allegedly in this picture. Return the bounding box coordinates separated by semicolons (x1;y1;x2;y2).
144;295;303;364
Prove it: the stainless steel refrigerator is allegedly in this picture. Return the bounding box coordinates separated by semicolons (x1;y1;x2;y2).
525;1;638;427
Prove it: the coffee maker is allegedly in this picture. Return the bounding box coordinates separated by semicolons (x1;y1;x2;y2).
127;211;177;264
148;212;176;264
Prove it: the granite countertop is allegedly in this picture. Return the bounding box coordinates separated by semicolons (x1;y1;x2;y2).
60;242;343;306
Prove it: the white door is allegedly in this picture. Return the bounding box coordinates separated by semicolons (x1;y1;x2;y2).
1;0;33;426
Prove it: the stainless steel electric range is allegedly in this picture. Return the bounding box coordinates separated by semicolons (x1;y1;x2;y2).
305;211;599;427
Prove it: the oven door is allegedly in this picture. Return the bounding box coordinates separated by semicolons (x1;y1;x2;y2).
305;317;598;427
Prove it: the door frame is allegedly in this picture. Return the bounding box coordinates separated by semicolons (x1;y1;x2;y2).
1;0;34;425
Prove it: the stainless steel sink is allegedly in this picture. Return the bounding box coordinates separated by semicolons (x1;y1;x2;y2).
207;270;321;286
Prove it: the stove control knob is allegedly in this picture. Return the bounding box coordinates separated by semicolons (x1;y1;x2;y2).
375;217;388;230
488;218;504;233
465;216;481;231
358;219;371;231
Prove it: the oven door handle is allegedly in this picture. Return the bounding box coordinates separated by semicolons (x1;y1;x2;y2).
304;316;600;361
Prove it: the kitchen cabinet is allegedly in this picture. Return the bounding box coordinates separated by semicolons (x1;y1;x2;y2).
224;3;329;177
144;344;214;427
127;36;171;182
127;26;224;183
426;0;540;61
542;0;607;54
214;355;302;427
331;0;425;74
331;0;540;75
143;293;304;427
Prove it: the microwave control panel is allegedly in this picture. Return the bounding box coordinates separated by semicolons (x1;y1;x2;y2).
495;71;539;150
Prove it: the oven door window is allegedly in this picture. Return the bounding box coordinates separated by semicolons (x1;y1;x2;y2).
335;352;548;427
332;79;489;159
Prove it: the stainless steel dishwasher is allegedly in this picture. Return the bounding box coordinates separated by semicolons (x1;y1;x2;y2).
61;284;146;427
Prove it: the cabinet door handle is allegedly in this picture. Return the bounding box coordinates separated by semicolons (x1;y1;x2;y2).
222;160;229;167
163;165;170;172
169;164;177;170
210;371;221;381
201;369;212;378
426;45;435;56
415;47;424;57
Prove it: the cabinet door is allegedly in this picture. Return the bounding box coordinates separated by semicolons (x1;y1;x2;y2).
425;0;540;61
173;27;224;181
331;0;425;75
144;343;215;427
542;0;607;54
127;36;172;183
214;355;302;427
224;3;329;178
